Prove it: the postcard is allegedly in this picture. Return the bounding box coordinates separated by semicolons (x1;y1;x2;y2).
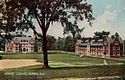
0;0;125;80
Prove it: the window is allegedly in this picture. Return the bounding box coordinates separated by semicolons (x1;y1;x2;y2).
23;48;26;52
113;46;116;50
106;47;108;50
113;51;116;55
39;48;41;50
117;52;120;56
27;49;28;52
31;47;34;50
117;47;120;50
114;41;119;45
16;47;18;50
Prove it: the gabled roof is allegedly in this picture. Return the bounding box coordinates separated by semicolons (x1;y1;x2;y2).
107;37;113;44
106;37;123;44
118;37;123;43
76;33;123;47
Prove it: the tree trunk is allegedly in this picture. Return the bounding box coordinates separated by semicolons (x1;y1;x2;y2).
34;33;38;52
73;34;75;52
42;31;50;69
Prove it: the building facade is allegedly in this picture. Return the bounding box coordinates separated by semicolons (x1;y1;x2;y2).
75;33;124;58
5;36;42;53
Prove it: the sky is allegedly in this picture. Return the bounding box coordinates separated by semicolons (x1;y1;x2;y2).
26;0;125;39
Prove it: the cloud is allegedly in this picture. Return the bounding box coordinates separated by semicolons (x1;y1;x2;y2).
95;10;119;27
106;4;112;10
123;6;125;10
81;8;120;38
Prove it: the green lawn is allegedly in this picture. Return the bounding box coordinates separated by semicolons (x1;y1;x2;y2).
0;53;125;79
1;53;125;66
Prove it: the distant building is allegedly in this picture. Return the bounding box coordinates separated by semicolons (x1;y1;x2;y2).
75;33;124;58
5;36;42;53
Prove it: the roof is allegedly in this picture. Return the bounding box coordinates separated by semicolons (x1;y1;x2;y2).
12;36;35;44
90;43;103;47
76;40;83;44
107;37;123;44
79;43;87;47
77;38;103;47
76;33;123;48
118;37;123;43
13;36;33;41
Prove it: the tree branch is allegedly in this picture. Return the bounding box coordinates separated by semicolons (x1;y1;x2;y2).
23;15;42;38
46;0;63;31
30;25;42;38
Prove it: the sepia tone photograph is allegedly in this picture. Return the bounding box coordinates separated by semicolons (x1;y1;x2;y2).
0;0;125;80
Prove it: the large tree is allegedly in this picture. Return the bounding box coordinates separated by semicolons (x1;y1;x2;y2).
1;0;94;68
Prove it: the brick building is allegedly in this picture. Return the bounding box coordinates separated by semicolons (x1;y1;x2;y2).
5;36;42;53
75;33;124;58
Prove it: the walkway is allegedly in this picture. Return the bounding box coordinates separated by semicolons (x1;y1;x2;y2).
0;59;42;70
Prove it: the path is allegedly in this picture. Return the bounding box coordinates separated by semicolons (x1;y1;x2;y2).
0;59;42;70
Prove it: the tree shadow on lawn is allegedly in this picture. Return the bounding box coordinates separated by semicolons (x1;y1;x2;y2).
31;65;125;79
0;65;125;80
34;64;125;70
33;65;125;74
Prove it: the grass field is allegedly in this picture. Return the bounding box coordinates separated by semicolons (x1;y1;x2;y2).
0;53;125;79
1;53;125;66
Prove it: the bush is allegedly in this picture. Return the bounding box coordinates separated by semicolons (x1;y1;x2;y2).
0;56;2;60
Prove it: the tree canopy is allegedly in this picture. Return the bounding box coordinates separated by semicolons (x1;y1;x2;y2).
94;31;110;39
0;0;94;68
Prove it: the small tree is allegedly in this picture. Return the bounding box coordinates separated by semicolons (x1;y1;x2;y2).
47;35;56;50
57;37;64;51
63;35;74;52
1;0;94;68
